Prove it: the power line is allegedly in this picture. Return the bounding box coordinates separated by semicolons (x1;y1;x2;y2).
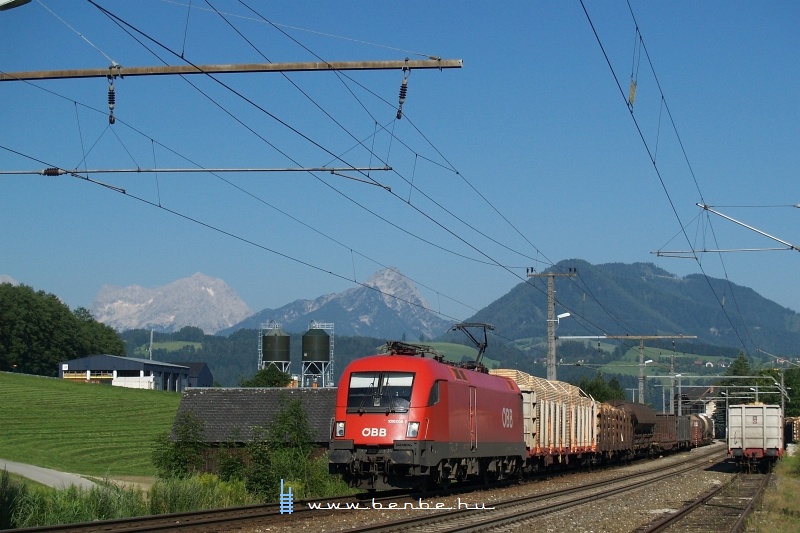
579;0;753;355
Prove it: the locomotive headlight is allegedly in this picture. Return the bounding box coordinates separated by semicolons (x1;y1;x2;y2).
335;421;345;437
406;421;420;438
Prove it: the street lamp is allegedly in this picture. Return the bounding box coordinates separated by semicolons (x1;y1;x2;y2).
637;359;654;405
0;0;32;10
750;387;759;403
547;312;571;381
773;380;792;415
676;374;683;416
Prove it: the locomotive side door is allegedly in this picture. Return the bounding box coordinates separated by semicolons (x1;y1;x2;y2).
470;386;477;449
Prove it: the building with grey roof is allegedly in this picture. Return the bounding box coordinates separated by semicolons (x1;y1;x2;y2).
58;354;190;392
174;387;337;445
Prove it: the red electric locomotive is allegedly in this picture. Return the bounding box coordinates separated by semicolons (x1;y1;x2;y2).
329;338;524;490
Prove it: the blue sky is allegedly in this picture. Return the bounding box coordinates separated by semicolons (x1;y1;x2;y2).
2;1;798;329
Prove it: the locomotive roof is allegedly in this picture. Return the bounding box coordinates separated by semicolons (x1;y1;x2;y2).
345;353;519;391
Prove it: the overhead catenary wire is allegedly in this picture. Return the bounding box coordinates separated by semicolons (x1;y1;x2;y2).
17;4;604;346
0;90;484;320
191;2;569;281
81;3;547;326
5;138;478;323
137;1;637;342
35;0;120;67
581;0;757;355
12;2;674;348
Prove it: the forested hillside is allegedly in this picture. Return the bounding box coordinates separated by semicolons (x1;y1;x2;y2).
467;260;800;355
0;283;124;375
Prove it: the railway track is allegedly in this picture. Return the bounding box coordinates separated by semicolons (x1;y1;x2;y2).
5;446;727;533
6;492;399;533
334;446;728;532
639;472;770;533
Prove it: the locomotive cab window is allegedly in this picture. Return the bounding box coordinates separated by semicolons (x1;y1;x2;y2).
347;372;414;413
427;380;441;406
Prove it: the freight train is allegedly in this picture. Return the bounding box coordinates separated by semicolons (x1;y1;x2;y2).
328;339;714;490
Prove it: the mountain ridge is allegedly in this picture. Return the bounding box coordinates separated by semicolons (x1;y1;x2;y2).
463;259;800;355
222;268;451;339
90;272;251;335
82;260;800;355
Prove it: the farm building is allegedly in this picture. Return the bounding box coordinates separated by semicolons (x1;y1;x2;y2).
173;387;337;445
186;362;214;388
58;354;190;392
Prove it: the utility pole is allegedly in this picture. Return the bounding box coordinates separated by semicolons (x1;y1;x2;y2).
603;335;696;404
559;334;697;404
527;267;576;381
670;353;676;414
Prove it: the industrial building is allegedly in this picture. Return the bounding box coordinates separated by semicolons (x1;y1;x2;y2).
58;354;191;392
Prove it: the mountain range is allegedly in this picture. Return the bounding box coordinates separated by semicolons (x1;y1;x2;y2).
468;259;800;355
91;268;451;339
221;268;451;339
86;260;800;355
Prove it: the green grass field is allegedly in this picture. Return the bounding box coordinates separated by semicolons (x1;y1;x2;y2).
0;372;180;477
600;347;731;380
132;341;202;357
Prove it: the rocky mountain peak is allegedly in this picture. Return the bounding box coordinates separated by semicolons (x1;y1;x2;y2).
224;268;451;339
91;273;251;334
363;267;430;309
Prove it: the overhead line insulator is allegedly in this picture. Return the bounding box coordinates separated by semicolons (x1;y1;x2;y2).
107;82;115;125
396;65;410;120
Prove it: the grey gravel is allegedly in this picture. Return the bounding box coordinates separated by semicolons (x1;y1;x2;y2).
248;441;732;532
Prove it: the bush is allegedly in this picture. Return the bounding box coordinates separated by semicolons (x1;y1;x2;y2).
152;411;205;479
149;473;258;514
784;452;800;477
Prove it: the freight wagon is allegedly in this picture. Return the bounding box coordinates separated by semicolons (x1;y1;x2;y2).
728;404;783;472
490;369;599;470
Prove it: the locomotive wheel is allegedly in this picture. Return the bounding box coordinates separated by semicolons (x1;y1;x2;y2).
435;461;452;490
480;459;494;487
416;474;430;494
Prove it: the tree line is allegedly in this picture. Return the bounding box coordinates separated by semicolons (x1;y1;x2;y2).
0;283;124;375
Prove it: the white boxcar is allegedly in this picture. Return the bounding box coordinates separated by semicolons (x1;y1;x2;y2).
727;404;783;470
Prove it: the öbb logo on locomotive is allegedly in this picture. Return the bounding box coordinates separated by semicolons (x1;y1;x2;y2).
501;407;513;428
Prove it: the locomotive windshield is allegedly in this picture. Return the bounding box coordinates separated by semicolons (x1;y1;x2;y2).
347;371;414;413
